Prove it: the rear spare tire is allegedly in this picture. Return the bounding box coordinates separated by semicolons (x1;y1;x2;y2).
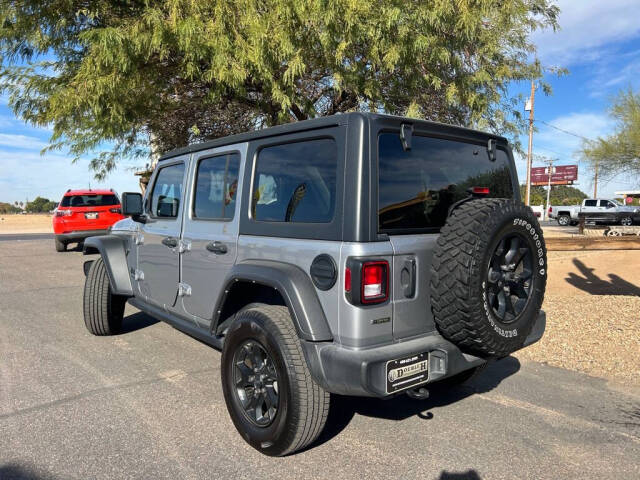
430;199;547;357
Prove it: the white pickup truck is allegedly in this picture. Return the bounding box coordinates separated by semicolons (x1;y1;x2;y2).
549;199;640;226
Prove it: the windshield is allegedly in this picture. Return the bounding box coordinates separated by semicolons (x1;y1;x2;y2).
610;199;623;206
60;194;119;207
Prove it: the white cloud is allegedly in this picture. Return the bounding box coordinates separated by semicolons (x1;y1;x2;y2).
0;150;141;203
0;133;48;150
535;112;611;154
533;0;640;66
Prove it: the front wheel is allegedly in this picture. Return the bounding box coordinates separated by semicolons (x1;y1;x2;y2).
83;257;126;335
620;216;633;226
221;305;329;456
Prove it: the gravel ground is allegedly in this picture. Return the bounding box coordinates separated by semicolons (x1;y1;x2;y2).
516;250;640;386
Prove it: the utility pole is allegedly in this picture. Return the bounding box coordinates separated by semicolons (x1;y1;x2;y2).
593;159;598;198
544;158;555;221
525;80;536;206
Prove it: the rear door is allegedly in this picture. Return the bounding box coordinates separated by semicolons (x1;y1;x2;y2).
376;131;516;340
180;145;245;327
137;158;187;308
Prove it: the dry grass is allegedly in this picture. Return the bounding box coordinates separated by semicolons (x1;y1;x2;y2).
0;214;53;234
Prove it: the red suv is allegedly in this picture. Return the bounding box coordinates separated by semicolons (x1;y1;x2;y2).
53;189;125;251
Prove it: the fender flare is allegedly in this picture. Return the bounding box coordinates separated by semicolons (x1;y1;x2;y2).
83;235;133;296
214;260;333;342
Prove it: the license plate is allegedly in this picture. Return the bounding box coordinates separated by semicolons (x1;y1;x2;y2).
386;352;429;394
85;212;98;219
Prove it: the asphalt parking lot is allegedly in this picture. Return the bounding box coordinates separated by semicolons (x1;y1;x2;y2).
1;237;639;480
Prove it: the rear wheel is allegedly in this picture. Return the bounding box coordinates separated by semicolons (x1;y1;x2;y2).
83;257;126;335
557;215;570;226
54;238;66;252
221;305;330;456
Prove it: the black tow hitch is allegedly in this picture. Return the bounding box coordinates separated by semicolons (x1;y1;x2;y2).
406;386;430;400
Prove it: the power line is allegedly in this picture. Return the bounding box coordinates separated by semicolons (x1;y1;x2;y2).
536;119;594;142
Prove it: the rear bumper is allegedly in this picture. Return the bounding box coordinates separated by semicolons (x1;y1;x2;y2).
55;230;110;242
303;311;546;398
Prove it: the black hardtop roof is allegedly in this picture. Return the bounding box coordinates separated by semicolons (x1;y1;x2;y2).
158;112;507;162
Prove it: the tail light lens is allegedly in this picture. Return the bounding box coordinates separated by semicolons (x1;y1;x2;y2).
345;259;389;305
109;207;122;214
55;209;73;217
362;262;385;300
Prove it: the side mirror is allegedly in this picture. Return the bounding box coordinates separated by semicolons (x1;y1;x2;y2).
121;192;145;220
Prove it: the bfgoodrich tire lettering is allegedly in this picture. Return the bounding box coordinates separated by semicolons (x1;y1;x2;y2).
430;199;547;357
221;305;329;456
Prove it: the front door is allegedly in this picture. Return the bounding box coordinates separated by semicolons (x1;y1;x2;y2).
180;146;245;327
137;159;187;308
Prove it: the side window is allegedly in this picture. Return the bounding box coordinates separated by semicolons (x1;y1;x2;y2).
150;163;185;218
251;138;337;223
584;200;598;207
194;153;240;220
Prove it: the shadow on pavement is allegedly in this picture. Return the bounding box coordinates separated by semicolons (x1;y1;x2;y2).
0;463;56;480
438;471;482;480
119;311;159;334
312;356;520;449
565;258;640;296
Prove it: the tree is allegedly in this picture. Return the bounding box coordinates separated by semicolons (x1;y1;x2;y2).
25;196;56;213
0;1;560;179
519;184;587;206
581;88;640;184
0;201;21;213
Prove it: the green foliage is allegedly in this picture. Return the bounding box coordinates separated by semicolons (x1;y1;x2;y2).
0;201;21;213
0;0;560;178
581;88;640;185
25;196;56;213
519;184;588;206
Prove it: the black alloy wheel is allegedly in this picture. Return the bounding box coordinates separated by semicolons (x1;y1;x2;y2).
232;340;280;427
486;233;533;324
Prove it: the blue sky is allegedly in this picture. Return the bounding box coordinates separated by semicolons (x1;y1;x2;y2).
1;0;640;205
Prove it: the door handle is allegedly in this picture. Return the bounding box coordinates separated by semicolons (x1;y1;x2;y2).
206;241;228;254
162;236;178;248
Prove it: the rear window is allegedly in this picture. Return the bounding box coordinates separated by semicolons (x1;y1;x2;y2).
378;133;514;233
251;138;337;223
60;194;119;207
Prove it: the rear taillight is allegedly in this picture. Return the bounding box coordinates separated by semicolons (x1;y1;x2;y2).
361;261;389;303
345;259;389;305
109;208;122;214
55;209;73;217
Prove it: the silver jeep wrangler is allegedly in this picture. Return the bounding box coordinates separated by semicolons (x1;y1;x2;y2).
82;112;547;456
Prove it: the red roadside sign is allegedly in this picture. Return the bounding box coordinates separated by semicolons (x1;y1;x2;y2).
530;164;578;186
